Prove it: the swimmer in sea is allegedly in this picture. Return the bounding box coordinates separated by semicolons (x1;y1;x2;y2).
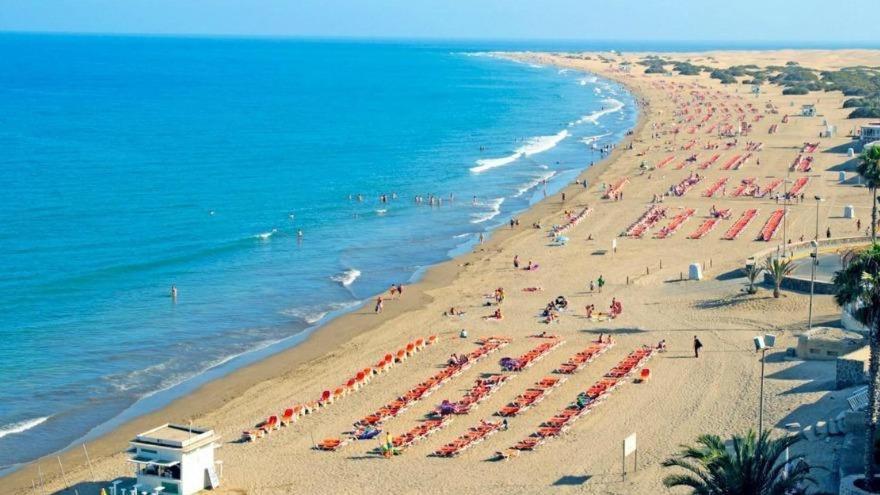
170;285;178;299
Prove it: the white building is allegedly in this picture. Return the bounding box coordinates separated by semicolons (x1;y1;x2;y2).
801;104;816;117
861;123;880;145
127;424;221;495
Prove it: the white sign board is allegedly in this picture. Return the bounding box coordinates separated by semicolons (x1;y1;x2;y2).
624;433;637;457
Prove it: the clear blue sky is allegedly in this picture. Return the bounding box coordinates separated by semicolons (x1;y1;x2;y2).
0;0;872;43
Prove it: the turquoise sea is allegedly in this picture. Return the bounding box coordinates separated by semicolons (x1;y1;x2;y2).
0;34;639;470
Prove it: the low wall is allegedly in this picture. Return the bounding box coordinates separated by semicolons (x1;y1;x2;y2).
837;348;869;389
754;236;871;295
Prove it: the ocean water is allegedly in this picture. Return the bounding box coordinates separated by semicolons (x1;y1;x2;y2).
0;34;637;470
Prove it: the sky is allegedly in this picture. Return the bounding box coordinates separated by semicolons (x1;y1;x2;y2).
0;0;874;44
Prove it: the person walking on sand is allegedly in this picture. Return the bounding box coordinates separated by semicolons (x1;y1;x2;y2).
693;335;703;358
513;255;520;269
597;275;605;293
375;296;384;314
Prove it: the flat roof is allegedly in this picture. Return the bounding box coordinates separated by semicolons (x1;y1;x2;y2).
131;424;219;451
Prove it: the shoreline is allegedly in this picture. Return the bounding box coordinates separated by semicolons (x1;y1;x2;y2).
0;63;645;493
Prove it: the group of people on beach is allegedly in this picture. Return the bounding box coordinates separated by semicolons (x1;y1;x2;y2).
512;255;538;271
374;284;405;313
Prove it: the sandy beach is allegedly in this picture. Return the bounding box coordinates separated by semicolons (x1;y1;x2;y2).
8;48;880;495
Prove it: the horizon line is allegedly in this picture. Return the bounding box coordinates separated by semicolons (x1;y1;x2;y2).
0;30;878;48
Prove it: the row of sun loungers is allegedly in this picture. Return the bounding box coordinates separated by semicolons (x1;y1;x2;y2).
669;173;702;196
688;218;719;239
243;335;439;441
437;374;511;416
500;339;565;372
802;142;819;153
674;154;698;170
552;207;592;235
655;208;695;239
500;347;656;458
497;376;565;417
391;417;452;451
603;177;629;199
698;153;721;170
703;177;728;197
656;155;676;169
724;152;751;170
768;123;778;134
745;141;763;152
791;154;813;172
722;209;758;240
788;177;810;197
624;205;667;238
720;154;741;171
433;420;505;457
555;340;613;374
732;178;757;197
758;209;786;242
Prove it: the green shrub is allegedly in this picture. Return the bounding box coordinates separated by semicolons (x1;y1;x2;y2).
783;86;810;95
850;106;880;118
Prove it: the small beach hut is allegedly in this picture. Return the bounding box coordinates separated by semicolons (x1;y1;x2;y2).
800;104;816;117
127;424;221;495
860;123;880;145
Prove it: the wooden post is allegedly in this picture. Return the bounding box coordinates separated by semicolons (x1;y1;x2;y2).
83;444;96;481
57;456;70;491
37;464;45;495
622;439;626;481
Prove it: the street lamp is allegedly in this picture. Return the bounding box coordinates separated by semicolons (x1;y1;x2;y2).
781;178;793;258
808;196;824;330
754;334;776;432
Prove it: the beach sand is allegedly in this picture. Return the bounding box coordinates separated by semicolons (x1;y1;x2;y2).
6;49;880;494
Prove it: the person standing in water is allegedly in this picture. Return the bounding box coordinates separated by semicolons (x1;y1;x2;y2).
170;285;178;300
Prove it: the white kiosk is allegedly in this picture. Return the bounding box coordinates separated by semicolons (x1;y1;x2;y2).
127;424;220;495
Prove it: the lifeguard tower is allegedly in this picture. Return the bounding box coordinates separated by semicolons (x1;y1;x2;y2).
801;104;817;117
126;424;221;495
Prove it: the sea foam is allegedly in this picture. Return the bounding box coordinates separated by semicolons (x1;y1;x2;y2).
331;268;361;287
471;197;505;224
574;98;624;126
0;417;49;439
471;130;569;174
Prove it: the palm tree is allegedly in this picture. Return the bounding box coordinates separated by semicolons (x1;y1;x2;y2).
662;429;812;494
764;257;796;298
744;262;764;295
834;243;880;491
857;146;880;242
